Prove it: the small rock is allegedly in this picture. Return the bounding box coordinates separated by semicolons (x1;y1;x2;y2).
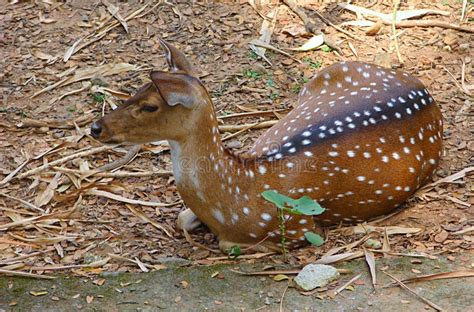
294;264;339;291
364;238;382;249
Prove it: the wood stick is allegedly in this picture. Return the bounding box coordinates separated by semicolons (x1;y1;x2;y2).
334;273;363;295
219;120;277;132
0;252;43;266
17;114;96;129
218;109;288;119
382;271;444;311
0;192;45;213
15;145;117;180
53;167;172;178
383;19;474;33
0;268;56;280
95;144;141;172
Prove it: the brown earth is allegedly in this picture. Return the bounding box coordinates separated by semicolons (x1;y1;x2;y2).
0;0;472;276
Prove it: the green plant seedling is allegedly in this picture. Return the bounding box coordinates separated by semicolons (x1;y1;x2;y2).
92;92;106;103
226;245;241;259
320;45;332;53
262;190;326;254
261;190;325;215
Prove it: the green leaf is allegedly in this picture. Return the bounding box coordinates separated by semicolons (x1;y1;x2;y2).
261;190;325;216
226;245;241;259
304;232;324;246
291;196;325;216
261;190;289;209
320;45;332;52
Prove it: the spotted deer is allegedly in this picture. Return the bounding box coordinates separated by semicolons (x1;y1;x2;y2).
90;40;443;252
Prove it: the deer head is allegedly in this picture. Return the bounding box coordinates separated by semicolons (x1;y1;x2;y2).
90;39;210;144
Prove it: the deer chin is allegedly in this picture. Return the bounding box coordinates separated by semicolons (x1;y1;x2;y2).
94;132;126;145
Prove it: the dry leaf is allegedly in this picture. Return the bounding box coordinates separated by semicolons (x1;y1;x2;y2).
387;271;474;287
30;290;48;296
289;35;324;52
249;7;278;65
364;248;377;287
102;0;128;33
350;225;421;235
273;274;289;281
32;63;138;98
339;3;449;23
34;172;61;207
93;278;106;286
365;20;384;36
316;251;365;264
64;37;83;62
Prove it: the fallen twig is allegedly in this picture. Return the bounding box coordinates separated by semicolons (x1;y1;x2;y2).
0;268;56;280
279;284;289;312
453;226;474;235
86;189;179;207
382;271;444;311
0;252;43;266
392;0;404;64
383;19;474;33
219;120;278;132
218;108;288;120
15;145;118;180
443;65;472;96
384;270;474;288
249;39;302;63
417;166;473;193
0;192;45;213
53;167;172;178
16;114;96;130
125;204;174;238
26;257;111;271
95;145;141;172
370;250;437;260
0;142;69;186
222;122;260;141
64;1;162;62
107;253;154;271
230;268;351;276
334;273;363;296
310;8;365;42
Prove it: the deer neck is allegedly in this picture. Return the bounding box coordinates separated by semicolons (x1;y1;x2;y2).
167;109;254;216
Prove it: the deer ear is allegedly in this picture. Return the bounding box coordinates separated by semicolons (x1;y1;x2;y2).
150;71;202;109
158;38;196;76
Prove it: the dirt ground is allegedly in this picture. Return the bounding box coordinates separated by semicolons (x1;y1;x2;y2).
0;0;472;279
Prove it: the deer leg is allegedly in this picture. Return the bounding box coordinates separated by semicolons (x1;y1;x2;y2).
177;208;202;232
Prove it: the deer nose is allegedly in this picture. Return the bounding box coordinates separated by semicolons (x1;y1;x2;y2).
90;122;102;139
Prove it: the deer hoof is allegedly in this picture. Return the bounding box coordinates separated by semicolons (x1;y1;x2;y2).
177;208;202;232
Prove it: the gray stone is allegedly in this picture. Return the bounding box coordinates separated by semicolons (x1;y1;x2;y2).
294;264;340;291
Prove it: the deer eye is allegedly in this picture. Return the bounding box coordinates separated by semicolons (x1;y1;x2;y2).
141;104;158;112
